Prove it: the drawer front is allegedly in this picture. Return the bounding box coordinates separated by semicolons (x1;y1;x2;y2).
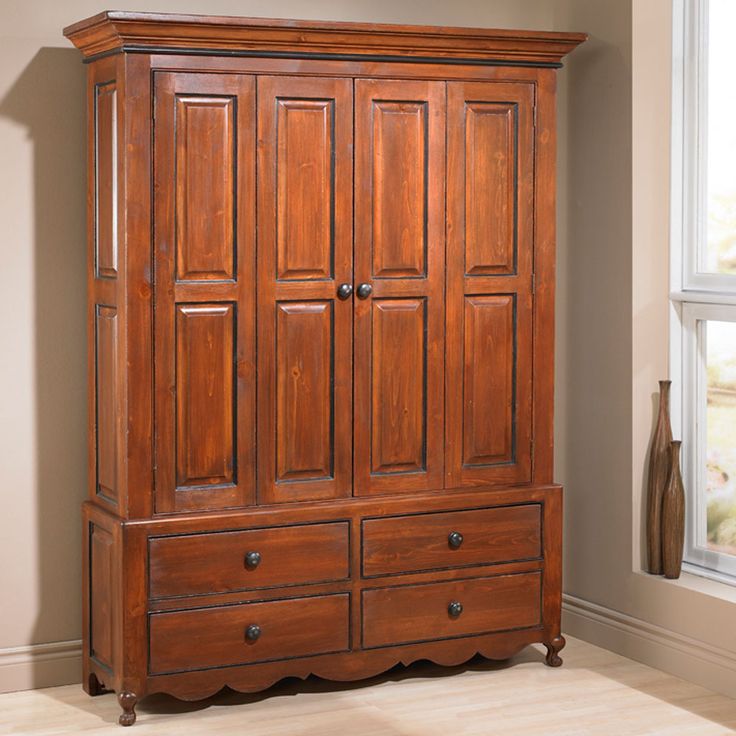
362;572;541;648
149;593;350;674
362;505;541;577
149;522;349;598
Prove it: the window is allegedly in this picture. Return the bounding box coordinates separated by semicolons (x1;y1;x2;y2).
672;0;736;581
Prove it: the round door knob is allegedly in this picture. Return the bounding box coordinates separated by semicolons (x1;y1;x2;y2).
356;283;373;299
448;531;464;549
245;551;261;569
337;283;353;300
245;624;261;641
448;601;463;618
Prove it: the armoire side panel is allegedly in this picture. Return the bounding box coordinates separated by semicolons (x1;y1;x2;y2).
154;71;256;513
94;305;118;503
257;76;353;505
354;78;445;496
94;80;117;279
446;81;534;489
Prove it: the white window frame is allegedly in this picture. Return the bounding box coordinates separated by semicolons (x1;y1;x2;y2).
671;0;736;583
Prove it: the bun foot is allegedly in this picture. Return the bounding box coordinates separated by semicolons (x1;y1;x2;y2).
117;691;137;727
544;635;566;667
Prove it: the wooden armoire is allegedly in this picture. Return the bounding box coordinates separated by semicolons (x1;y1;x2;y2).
64;12;584;726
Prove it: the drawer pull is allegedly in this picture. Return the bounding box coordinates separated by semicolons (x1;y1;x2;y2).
245;551;262;569
448;531;464;549
448;601;464;618
245;624;261;642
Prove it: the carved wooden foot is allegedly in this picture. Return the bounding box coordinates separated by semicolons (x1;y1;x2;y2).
117;691;138;727
544;635;566;667
86;672;108;696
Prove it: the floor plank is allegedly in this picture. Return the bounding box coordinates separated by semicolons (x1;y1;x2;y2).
2;637;736;735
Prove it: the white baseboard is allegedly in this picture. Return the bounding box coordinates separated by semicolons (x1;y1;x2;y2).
563;593;736;699
0;640;82;694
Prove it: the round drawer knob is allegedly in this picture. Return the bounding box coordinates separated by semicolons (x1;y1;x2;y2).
245;624;261;642
448;601;463;618
356;283;373;299
448;531;464;549
337;283;353;300
245;551;262;569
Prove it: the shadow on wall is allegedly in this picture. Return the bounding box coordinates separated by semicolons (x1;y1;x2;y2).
0;47;87;686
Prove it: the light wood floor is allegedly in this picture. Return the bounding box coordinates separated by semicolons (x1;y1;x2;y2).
3;636;736;735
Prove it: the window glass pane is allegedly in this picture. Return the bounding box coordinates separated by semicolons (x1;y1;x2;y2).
706;1;736;275
706;320;736;554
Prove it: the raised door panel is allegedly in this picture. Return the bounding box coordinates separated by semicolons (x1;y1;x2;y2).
257;76;352;504
354;79;445;496
446;81;534;488
175;304;235;488
462;295;515;465
174;95;236;281
275;302;333;483
154;72;256;513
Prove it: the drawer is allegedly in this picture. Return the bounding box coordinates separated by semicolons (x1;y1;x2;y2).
149;522;349;598
149;593;350;674
362;572;541;648
362;505;541;577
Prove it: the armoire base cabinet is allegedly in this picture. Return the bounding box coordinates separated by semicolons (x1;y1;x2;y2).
64;12;585;726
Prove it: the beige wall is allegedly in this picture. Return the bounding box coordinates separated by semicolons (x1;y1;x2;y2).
556;0;736;698
5;0;736;700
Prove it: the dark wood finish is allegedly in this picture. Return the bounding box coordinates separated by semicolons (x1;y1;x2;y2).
66;12;584;726
153;72;256;513
257;75;353;505
354;79;445;496
149;522;350;598
446;81;534;488
362;572;541;648
362;505;541;577
149;594;350;674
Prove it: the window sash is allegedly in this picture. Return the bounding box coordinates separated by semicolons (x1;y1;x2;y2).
680;303;736;578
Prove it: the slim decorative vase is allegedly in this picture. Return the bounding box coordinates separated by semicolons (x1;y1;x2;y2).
646;380;672;574
662;440;685;579
662;441;685;579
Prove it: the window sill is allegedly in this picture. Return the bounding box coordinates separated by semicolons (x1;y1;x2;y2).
636;566;736;604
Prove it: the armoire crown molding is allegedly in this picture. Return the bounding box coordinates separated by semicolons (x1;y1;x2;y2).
64;11;586;65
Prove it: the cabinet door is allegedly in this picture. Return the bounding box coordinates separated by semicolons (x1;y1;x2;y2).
446;81;534;488
353;79;446;496
257;76;353;504
153;72;256;513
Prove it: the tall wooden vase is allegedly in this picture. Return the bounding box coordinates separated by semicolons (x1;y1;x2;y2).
662;441;685;579
646;380;672;574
